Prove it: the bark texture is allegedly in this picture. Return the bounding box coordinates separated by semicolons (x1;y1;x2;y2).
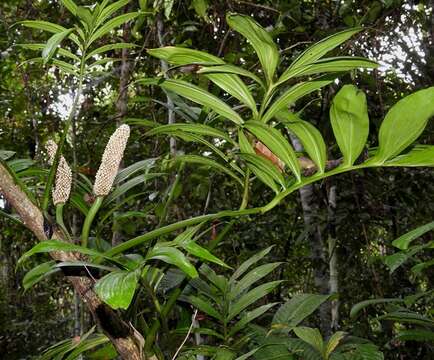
0;163;144;359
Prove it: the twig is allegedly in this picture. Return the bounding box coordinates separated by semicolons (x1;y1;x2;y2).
171;309;198;360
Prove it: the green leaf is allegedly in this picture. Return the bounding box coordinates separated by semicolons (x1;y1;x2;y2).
226;13;279;84
85;43;137;60
184;242;230;268
42;28;74;63
349;298;403;318
379;311;434;326
293;327;324;355
330;85;369;166
244;121;300;180
272;293;331;329
147;47;257;113
59;0;78;15
198;64;265;88
277;111;327;173
391;221;434;250
374;87;434;163
94;270;139;309
158;79;244;125
192;0;209;20
229;302;278;337
146;123;233;144
278;57;378;82
175;154;243;186
114;158;157;184
325;331;346;358
147;246;198;278
230;246;274;281
228;280;282;321
396;329;434;342
185;295;222;321
19;21;80;47
262;77;335;123
18;43;80;61
385;145;434;167
88;12;139;46
282;27;363;82
231;262;282;300
95;0;131;28
22;261;59;290
17;240;107;267
240;153;286;193
0;150;15;160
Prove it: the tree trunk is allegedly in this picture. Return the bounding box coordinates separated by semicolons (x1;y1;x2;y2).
0;163;144;359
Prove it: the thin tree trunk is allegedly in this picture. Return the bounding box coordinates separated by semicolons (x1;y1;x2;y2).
290;135;331;336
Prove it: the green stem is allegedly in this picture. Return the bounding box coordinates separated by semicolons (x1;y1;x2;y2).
55;203;71;241
81;196;103;248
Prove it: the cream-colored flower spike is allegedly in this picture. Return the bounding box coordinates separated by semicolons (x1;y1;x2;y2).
45;140;73;205
53;157;72;205
93;124;130;196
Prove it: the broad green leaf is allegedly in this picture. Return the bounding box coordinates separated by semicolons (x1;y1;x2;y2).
230;246;273;281
229;302;278;337
262;77;335;123
185;295;222;320
175;154;243;185
375;87;434;162
42;28;74;63
391;221;434;250
240;153;285;193
192;0;208;20
226;13;279;84
0;150;15;160
227;280;282;321
85;43;137;60
282;27;363;82
277;111;327;173
278;57;378;83
272;293;331;329
88;12;139;46
385;145;434;167
245;121;300;180
412;260;434;275
148;47;257;113
325;331;346;358
147;246;198;278
159;79;244;125
230;262;282;300
396;329;434;342
94;270;139;309
60;0;78;15
22;261;59;290
350;298;403;318
17;240;106;267
293;327;324;355
198;64;265;89
146;123;233;144
330;85;369;166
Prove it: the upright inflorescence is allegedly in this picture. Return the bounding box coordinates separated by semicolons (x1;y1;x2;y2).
93;124;130;196
45;140;72;205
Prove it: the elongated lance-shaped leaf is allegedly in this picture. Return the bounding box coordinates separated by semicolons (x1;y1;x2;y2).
42;28;74;63
95;0;131;28
391;221;434;250
229;303;279;337
59;0;78;15
277;111;327;173
184;295;222;321
22;261;59;290
230;246;274;282
330;85;369;166
226;13;279;84
94;270;139;309
19;43;80;61
262;76;335;123
147;246;198;278
146;123;233;144
227;280;283;321
350;298;403;319
281;27;363;82
158;79;244;125
384;145;434;167
245;121;301;181
374;86;434;163
148;46;257;113
197;64;265;88
293;327;324;355
240;153;286;193
175;155;243;185
278;56;378;84
88;12;139;46
85;43;137;60
19;20;81;47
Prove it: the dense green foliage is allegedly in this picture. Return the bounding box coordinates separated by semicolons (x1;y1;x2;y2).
1;0;433;359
